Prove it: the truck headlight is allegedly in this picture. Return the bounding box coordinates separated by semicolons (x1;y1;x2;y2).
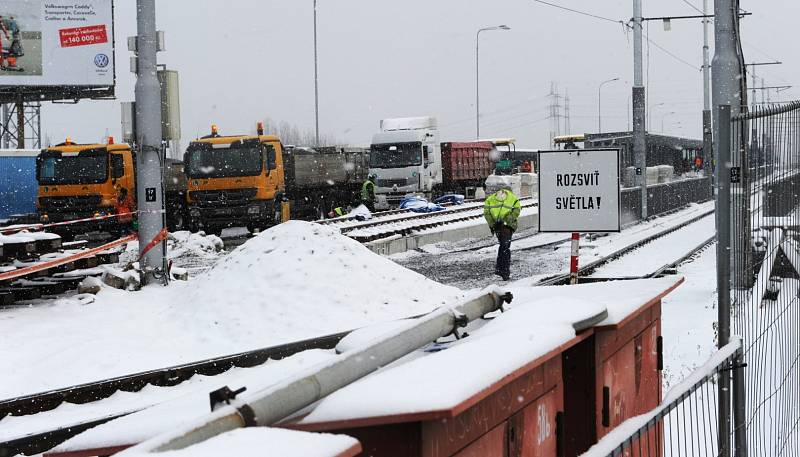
247;205;261;215
190;208;201;217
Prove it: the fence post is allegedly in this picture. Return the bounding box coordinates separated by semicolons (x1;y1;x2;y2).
733;351;748;457
716;104;732;457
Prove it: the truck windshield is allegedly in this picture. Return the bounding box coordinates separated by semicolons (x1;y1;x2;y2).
37;149;108;185
369;142;422;168
186;145;263;178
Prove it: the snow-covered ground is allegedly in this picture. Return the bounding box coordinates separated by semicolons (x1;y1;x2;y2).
0;201;726;455
659;243;718;389
589;212;715;278
0;222;462;399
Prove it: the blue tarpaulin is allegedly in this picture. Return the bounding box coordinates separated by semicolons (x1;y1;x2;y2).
433;194;465;206
399;196;446;213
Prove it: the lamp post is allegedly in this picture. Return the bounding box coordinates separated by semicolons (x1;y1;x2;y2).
313;0;319;146
476;25;510;138
598;77;620;133
660;111;675;133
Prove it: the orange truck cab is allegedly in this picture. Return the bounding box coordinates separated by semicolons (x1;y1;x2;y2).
36;140;136;236
185;124;370;232
185;127;285;232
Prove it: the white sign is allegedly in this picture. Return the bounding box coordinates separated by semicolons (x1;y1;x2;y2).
0;0;114;87
538;148;621;233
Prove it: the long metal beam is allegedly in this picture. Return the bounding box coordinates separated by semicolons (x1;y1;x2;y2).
117;290;512;454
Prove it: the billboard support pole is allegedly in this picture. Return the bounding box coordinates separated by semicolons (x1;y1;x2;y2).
15;100;24;149
134;0;166;284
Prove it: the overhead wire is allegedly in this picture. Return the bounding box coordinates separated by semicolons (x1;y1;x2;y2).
529;0;701;72
680;0;705;16
529;0;623;25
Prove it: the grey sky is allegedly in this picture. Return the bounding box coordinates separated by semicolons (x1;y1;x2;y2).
40;0;798;149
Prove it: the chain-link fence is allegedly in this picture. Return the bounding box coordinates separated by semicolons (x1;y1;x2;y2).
580;341;741;457
730;100;800;456
579;101;800;457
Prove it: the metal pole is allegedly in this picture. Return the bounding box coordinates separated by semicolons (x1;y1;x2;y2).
632;0;647;220
715;104;732;457
713;0;750;291
733;350;748;457
117;291;511;454
15;101;24;149
313;0;319;147
702;0;714;184
569;232;579;284
712;0;743;132
134;0;166;283
476;29;480;139
1;104;9;148
475;25;509;139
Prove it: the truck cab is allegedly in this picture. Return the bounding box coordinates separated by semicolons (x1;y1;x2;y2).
36;139;136;235
369;116;441;209
184;126;284;232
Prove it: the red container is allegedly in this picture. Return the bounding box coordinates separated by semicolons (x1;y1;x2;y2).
441;141;495;187
293;353;567;457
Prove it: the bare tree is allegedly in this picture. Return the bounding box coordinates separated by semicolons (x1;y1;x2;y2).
261;117;340;147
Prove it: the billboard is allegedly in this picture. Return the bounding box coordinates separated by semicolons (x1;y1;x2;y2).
0;0;114;88
538;148;621;233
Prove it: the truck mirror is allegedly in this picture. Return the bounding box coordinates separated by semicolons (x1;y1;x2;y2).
423;146;430;168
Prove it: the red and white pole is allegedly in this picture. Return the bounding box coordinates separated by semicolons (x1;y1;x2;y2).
569;232;580;284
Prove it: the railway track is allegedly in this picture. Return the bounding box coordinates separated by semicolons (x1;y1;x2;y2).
338;198;536;243
0;331;350;456
0;234;129;306
534;208;716;286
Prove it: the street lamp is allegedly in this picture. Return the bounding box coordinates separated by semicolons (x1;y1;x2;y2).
476;25;510;138
313;0;319;146
598;77;620;133
660;111;675;133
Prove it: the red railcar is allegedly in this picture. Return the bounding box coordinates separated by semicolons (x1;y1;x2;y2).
440;141;495;192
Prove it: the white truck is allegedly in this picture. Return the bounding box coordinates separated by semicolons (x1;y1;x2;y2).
369;116;441;209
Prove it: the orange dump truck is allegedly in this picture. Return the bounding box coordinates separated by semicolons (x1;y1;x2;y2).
36;139;187;237
184;125;368;232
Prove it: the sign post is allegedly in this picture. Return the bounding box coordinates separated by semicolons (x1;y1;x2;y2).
538;148;621;283
569;232;580;284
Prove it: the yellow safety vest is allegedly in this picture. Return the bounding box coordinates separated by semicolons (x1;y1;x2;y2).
484;189;521;231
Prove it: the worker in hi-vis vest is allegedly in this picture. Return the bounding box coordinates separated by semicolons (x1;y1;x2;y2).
483;186;521;281
361;174;377;211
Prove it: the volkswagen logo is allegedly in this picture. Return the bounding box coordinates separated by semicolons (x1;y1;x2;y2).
94;53;109;68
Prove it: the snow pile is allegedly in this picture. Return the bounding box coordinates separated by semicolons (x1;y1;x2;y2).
167;231;224;259
122;428;359;457
0;221;461;398
346;203;372;220
172;221;463;345
119;230;224;274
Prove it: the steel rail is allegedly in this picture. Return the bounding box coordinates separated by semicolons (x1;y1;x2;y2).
534;209;716;286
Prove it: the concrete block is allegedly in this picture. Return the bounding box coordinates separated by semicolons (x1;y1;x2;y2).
77;276;103;295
